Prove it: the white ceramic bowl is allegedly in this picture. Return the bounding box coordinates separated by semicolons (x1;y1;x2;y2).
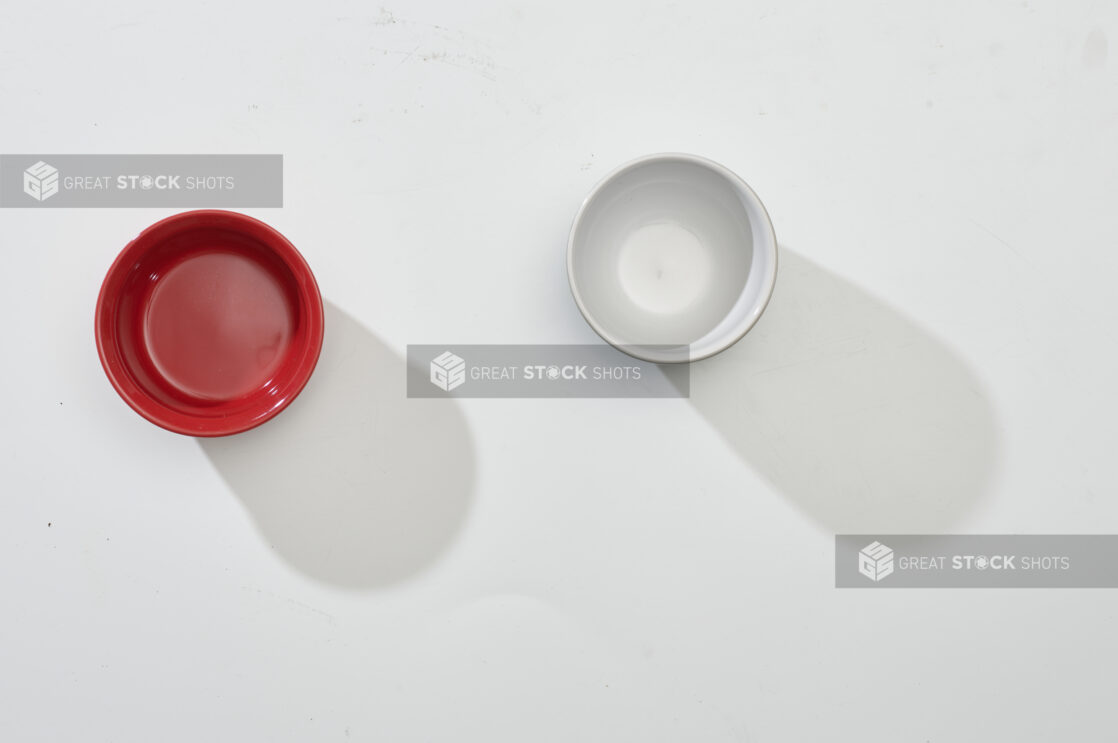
567;153;777;363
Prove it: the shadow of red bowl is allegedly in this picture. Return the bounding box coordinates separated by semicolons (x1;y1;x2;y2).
95;210;324;437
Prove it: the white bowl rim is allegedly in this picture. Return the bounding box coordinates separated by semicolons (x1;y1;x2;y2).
566;152;778;364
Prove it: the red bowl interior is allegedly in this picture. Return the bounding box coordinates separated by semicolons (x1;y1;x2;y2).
96;210;324;436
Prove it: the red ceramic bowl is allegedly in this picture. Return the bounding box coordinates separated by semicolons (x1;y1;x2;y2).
95;210;325;437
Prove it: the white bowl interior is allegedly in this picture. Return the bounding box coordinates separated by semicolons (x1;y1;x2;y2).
569;156;775;361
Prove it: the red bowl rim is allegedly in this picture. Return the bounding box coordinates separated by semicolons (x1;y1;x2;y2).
95;210;325;437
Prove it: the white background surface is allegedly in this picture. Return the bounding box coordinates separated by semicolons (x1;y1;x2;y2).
3;1;1118;740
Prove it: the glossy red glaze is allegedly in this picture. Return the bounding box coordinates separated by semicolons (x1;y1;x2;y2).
95;210;325;437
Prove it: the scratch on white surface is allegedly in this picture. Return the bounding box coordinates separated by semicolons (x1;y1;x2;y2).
969;217;1025;260
396;44;420;67
421;50;498;81
352;5;501;81
343;8;488;48
241;585;337;625
370;45;498;81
